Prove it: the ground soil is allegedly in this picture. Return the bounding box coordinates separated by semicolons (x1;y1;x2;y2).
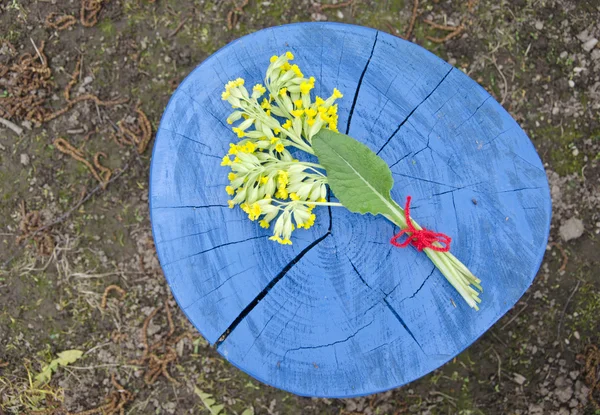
1;0;599;414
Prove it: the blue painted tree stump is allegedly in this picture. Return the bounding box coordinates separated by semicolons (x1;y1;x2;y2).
149;23;551;397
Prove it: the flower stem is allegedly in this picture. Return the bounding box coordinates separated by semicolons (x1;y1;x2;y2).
384;200;482;310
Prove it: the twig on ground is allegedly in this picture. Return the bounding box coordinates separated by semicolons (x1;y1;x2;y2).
549;242;568;272
0;116;23;135
168;15;189;38
403;0;418;39
500;302;528;330
319;0;353;11
227;0;249;30
556;280;581;346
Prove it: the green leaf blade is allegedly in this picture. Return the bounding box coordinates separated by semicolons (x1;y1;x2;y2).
312;129;396;216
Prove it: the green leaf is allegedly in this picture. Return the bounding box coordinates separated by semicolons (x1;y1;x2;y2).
194;387;225;415
34;349;83;386
241;408;255;415
312;129;396;217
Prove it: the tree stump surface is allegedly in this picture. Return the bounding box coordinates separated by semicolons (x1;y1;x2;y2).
149;22;551;397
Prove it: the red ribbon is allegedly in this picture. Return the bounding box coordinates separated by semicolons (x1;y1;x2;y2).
390;196;452;252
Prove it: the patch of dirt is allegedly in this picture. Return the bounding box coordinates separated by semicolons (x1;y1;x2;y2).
1;0;599;414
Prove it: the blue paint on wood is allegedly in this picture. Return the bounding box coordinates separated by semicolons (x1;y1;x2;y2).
149;23;551;397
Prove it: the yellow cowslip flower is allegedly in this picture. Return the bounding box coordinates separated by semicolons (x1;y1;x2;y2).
275;143;285;153
226;118;233;124
291;64;303;77
228;143;239;155
234;78;244;86
304;213;316;229
277;170;289;187
294;99;303;108
261;98;271;110
274;128;280;135
309;76;315;85
285;51;294;60
248;203;261;220
225;186;235;196
260;176;269;185
259;220;270;229
275;187;288;200
232;127;245;138
242;113;249;119
289;192;300;201
317;106;327;113
245;142;257;153
329;122;338;132
228;172;236;181
228;200;235;209
282;62;291;71
305;108;317;118
240;202;250;213
253;84;266;95
270;137;279;144
282;119;292;129
317;197;327;202
221;155;232;166
279;87;287;96
270;55;278;63
234;156;241;163
328;105;337;115
315;96;325;106
281;238;292;245
307;117;316;126
291;109;304;118
265;109;271;116
300;81;313;94
221;90;230;100
333;88;343;98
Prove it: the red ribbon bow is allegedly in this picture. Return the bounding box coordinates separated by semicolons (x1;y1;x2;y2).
390;196;452;252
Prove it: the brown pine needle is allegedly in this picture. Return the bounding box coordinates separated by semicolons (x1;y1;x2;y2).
53;137;111;187
45;12;77;31
100;285;126;309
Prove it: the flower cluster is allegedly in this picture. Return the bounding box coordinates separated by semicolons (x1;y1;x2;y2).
220;52;343;244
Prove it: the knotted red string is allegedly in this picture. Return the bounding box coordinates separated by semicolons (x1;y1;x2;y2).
390;196;452;252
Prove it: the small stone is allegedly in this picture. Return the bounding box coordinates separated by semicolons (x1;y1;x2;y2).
573;331;580;340
513;373;526;385
559;218;584;241
20;153;30;166
82;75;93;86
528;404;544;415
568;80;575;88
535;21;544;30
569;370;579;380
582;38;598;52
21;120;33;130
569;398;578;408
554;377;573;403
576;29;590;42
560;51;568;59
164;55;172;63
558;408;569;415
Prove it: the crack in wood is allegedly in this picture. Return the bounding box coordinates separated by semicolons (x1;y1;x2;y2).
153;204;229;210
214;231;331;348
163;235;267;266
281;319;375;361
346;31;379;135
377;67;454;155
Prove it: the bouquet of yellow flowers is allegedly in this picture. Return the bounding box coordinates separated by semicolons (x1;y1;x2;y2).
220;52;482;310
